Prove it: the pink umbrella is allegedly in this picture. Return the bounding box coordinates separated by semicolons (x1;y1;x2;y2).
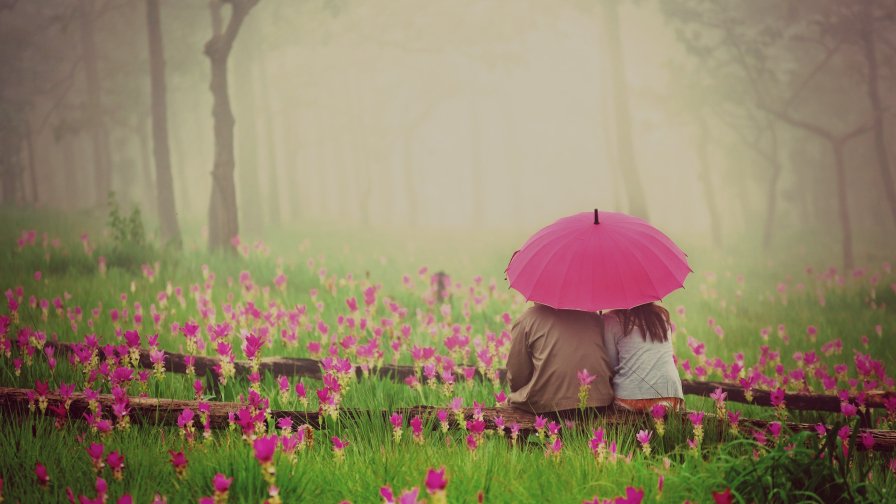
506;209;691;311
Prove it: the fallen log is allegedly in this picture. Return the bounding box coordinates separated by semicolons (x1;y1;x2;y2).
1;386;894;452
52;342;894;414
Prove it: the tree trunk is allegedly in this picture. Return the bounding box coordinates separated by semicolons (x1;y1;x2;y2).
831;140;854;271
696;117;722;247
24;115;37;205
233;53;263;231
205;0;259;251
78;0;111;208
136;115;155;217
600;0;649;219
146;0;182;247
470;99;484;227
256;49;281;227
860;0;896;228
761;122;782;249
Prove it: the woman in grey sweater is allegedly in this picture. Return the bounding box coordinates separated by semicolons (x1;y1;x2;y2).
602;303;684;412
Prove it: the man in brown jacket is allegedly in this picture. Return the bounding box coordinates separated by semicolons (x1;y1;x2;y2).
506;303;614;413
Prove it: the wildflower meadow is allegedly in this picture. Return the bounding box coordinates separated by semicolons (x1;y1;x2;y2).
1;210;895;504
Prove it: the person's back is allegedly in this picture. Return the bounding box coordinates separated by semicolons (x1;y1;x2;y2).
507;304;614;413
602;303;683;411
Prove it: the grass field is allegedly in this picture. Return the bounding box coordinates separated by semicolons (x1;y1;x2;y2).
1;209;895;503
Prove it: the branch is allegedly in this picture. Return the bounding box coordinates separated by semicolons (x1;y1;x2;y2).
204;0;260;59
781;40;843;112
761;104;835;141
35;59;82;135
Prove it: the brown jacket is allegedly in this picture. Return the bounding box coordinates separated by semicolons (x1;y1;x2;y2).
507;304;614;413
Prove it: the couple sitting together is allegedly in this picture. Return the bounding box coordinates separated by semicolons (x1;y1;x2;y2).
506;301;682;413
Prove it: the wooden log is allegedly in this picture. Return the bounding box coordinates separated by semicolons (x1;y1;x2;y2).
1;386;894;452
52;342;895;413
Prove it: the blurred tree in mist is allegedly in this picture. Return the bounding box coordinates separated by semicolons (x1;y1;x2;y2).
1;0;894;262
205;0;260;251
145;0;181;247
600;0;650;220
663;0;896;268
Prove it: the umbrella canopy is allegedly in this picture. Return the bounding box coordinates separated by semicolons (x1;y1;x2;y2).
506;209;691;311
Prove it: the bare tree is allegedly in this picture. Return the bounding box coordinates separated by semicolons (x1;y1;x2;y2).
78;0;111;207
764;108;870;270
858;0;896;227
600;0;649;219
146;0;181;246
205;0;259;251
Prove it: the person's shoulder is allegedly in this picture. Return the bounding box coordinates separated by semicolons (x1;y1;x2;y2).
601;311;622;325
518;304;553;323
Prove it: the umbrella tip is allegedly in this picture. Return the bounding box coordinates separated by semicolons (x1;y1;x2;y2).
594;209;600;225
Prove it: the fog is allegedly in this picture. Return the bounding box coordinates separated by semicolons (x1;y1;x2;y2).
2;0;895;268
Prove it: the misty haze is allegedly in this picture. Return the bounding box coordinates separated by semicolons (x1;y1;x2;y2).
1;1;895;502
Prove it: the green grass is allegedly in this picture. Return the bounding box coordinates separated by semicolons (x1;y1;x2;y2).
1;209;895;503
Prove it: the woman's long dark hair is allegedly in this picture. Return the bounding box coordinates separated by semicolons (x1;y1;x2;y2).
619;303;671;343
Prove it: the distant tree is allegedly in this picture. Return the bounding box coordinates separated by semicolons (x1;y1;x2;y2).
599;0;649;219
205;0;260;251
856;0;896;227
78;0;111;207
663;0;884;268
145;0;181;247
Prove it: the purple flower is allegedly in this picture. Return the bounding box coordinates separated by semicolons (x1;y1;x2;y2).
213;473;232;493
424;467;448;494
253;435;278;464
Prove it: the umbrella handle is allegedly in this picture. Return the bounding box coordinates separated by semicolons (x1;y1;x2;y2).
594;209;600;225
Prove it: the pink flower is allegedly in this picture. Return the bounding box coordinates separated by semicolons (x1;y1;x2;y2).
380;486;396;503
494;390;507;405
424;467;448;494
546;437;562;456
466;419;485;435
860;432;875;450
710;387;727;403
636;429;651;445
213;473;233;493
106;451;125;472
87;442;105;465
169;451;187;476
177;408;195;429
727;410;741;425
577;369;597;387
687;411;704;426
650;403;666;420
768;422;782;439
390;413;403;429
770;388;786;408
253;435;278;464
332;436;349;451
410;416;423;437
35;462;49;486
841;402;858;417
712;488;733;504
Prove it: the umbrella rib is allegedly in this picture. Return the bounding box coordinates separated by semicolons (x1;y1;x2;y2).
604;231;636;309
617;230;691;284
553;235;584;310
508;226;583;287
526;235;581;308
